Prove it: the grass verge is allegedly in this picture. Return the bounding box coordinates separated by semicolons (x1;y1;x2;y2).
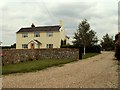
2;59;75;75
82;53;100;59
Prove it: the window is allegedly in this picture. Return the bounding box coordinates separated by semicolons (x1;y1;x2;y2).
46;44;53;48
22;44;28;49
22;33;28;38
47;32;53;37
34;32;40;37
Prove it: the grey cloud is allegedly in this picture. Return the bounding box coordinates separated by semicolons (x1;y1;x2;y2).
51;2;95;19
118;2;120;32
1;0;118;45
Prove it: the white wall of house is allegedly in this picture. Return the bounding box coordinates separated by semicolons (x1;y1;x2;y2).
16;20;67;49
16;29;65;49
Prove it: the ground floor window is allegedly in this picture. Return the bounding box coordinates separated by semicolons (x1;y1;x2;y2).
22;44;28;49
46;44;53;48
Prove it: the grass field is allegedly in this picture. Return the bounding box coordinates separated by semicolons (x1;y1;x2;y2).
2;53;99;75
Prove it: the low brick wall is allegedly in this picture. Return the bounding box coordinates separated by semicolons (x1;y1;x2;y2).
2;48;79;65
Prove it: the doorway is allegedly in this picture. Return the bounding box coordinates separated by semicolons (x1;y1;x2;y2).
31;43;35;49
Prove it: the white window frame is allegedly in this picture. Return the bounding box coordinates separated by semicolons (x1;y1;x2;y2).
46;32;53;37
34;32;40;37
46;44;53;48
22;33;28;38
22;44;28;49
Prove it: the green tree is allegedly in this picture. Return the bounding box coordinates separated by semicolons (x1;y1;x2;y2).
73;19;98;55
101;33;114;51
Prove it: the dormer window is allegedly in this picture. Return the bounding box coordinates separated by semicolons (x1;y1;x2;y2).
34;32;40;37
22;33;28;38
47;32;53;37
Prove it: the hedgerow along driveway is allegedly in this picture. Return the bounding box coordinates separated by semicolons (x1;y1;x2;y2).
2;51;118;88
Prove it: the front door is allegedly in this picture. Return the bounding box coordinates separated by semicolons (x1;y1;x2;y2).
31;43;35;49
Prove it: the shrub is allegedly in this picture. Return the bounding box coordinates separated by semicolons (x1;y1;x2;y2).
85;45;101;53
115;45;120;60
61;45;79;48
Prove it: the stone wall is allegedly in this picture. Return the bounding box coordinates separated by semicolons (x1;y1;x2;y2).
2;48;79;65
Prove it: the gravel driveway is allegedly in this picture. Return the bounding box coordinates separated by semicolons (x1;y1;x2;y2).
2;51;119;88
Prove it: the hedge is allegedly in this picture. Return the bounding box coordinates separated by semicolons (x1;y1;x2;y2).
61;45;101;53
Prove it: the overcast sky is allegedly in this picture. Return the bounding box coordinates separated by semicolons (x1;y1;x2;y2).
0;0;119;46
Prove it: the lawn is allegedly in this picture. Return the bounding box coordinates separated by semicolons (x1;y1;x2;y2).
2;53;99;75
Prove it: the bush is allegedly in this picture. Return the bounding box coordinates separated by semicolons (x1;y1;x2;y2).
61;45;79;48
2;46;11;49
85;45;101;53
115;45;120;60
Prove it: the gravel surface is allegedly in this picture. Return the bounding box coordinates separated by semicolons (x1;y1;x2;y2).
2;51;119;88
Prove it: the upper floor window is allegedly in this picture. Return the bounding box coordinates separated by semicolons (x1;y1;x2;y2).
22;33;28;38
22;44;28;49
47;32;53;37
34;32;40;37
46;44;53;48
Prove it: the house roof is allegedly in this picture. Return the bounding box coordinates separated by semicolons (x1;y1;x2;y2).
16;25;61;33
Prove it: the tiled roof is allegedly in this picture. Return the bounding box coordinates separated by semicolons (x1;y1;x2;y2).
17;25;61;33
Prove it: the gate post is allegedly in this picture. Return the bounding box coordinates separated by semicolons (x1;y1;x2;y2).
79;48;82;59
